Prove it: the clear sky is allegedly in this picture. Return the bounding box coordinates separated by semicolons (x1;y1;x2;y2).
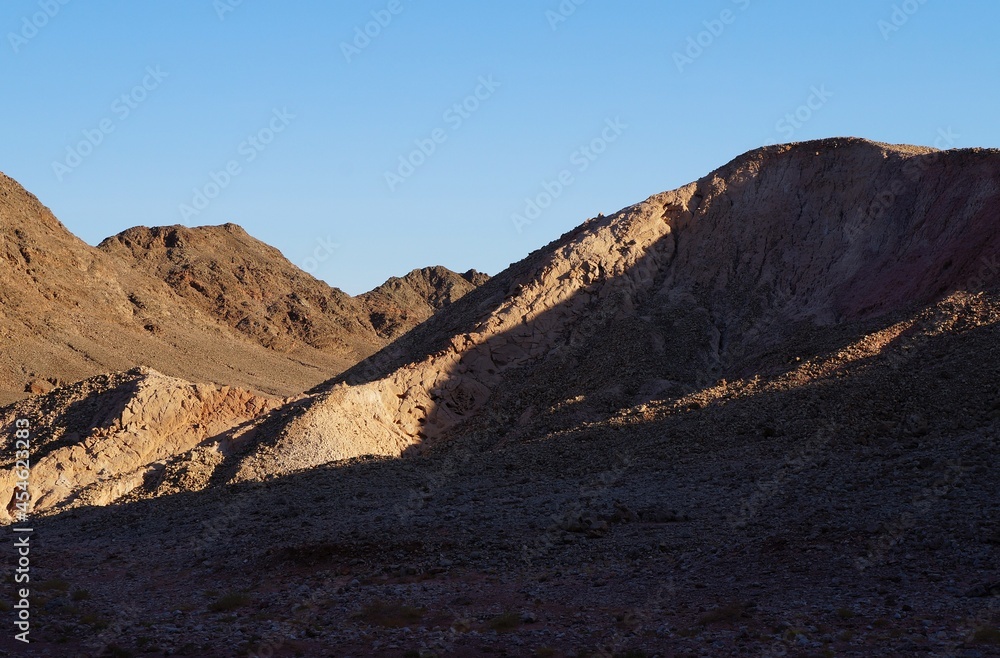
2;1;997;294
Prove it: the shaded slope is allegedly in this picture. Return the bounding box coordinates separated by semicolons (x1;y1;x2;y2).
20;285;1000;655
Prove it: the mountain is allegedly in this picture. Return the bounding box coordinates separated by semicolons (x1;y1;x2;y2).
3;139;1000;655
0;178;485;404
0;172;339;404
360;266;490;339
11;137;1000;506
226;137;1000;479
97;224;378;354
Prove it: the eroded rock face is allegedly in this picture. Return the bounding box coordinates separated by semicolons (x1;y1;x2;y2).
231;139;1000;479
0;367;284;522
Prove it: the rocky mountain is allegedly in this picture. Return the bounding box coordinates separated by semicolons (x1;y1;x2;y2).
98;227;487;353
0;173;335;405
97;224;378;354
360;266;489;340
3;138;999;655
225;138;1000;480
9;137;1000;510
0;179;485;405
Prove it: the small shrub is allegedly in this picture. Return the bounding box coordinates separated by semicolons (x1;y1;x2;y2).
209;592;250;613
135;636;155;649
80;612;108;629
488;611;521;632
698;602;745;625
973;625;1000;645
71;589;90;601
37;578;70;592
356;600;425;628
105;644;134;658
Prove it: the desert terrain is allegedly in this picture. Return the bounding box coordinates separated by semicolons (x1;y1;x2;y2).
1;138;999;656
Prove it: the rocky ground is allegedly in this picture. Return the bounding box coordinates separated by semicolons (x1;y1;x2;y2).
4;290;1000;657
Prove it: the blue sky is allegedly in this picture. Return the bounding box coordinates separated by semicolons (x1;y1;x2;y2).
2;1;997;294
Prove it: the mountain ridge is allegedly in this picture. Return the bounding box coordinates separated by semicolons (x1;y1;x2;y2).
0;175;487;404
8;136;1000;518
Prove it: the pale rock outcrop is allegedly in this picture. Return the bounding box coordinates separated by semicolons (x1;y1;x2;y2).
0;367;283;522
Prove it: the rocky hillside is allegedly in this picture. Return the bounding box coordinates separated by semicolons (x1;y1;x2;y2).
0;173;342;404
0;178;485;404
360;266;489;340
6;138;1000;656
0;367;285;522
228;138;1000;480
97;224;378;354
9;137;1000;517
98;227;487;352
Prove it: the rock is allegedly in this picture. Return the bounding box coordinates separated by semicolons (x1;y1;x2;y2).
24;378;54;395
963;582;1000;598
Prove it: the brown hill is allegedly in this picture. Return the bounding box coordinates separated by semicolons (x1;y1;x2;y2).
98;225;486;359
360;266;490;339
0;177;485;405
0;172;345;404
98;223;380;354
